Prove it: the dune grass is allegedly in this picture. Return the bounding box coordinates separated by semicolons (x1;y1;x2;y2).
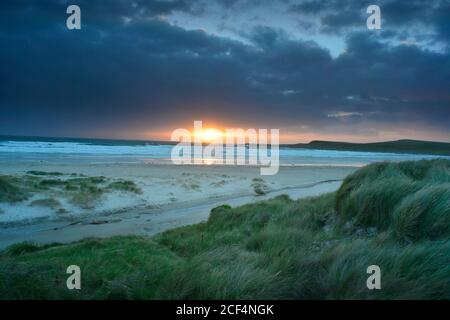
251;178;270;195
336;159;450;240
0;174;142;209
0;176;29;203
0;175;43;203
107;181;142;194
29;198;61;210
0;159;449;299
26;171;64;176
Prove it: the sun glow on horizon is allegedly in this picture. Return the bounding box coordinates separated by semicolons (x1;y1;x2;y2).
201;128;224;142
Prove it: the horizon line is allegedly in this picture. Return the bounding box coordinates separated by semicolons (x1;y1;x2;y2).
1;133;450;145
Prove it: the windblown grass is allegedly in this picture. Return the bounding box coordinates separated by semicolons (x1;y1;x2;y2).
107;181;142;194
0;176;29;203
251;178;270;195
0;174;142;209
0;160;449;299
336;159;450;240
29;198;61;210
393;184;450;241
0;175;43;203
26;171;64;176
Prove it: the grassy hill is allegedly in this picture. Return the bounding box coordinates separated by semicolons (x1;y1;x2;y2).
0;159;449;299
284;139;450;156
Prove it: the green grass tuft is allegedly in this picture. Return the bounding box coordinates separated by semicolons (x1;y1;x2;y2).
0;174;143;209
393;183;450;241
2;242;62;257
0;176;29;203
26;171;63;176
336;159;450;232
107;181;142;194
251;178;270;195
29;198;61;210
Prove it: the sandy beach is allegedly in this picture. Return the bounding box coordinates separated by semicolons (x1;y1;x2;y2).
0;160;356;248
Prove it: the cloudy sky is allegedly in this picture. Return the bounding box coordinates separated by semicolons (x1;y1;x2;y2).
0;0;449;142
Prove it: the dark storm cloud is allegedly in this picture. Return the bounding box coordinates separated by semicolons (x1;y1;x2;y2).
1;0;191;17
243;28;450;131
289;0;450;45
0;0;449;140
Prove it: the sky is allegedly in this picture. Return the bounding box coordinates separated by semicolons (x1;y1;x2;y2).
0;0;449;143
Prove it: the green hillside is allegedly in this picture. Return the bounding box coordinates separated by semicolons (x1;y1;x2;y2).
285;139;450;156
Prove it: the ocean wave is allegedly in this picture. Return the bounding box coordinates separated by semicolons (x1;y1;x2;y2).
0;140;447;165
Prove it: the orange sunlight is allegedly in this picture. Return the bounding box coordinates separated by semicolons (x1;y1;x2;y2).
201;128;224;142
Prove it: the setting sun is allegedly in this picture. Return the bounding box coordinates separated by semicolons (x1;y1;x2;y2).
202;128;223;142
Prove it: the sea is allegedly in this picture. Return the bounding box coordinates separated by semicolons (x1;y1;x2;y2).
0;136;448;167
